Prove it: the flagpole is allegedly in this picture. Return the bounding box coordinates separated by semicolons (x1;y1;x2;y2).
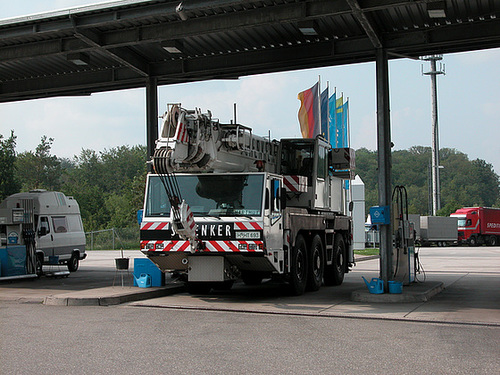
347;96;351;148
341;92;344;148
334;87;337;148
347;96;352;215
327;81;330;144
318;75;321;139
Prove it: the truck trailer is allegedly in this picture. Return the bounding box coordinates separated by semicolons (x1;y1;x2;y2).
140;104;355;295
450;207;500;246
419;216;457;246
405;215;456;246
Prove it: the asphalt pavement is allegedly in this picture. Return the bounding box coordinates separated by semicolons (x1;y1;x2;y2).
1;247;499;326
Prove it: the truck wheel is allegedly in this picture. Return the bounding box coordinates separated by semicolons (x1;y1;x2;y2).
307;235;324;291
324;234;345;286
186;282;212;294
489;236;497;246
289;234;308;296
469;236;478;246
67;252;79;272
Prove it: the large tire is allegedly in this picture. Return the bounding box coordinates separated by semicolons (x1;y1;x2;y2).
67;252;79;272
489;236;497;246
289;234;308;296
307;235;324;291
469;236;478;246
324;234;345;286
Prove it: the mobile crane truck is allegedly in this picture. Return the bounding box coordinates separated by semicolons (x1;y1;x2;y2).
140;104;355;295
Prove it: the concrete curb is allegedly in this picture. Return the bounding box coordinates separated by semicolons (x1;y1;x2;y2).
43;284;186;306
351;281;444;303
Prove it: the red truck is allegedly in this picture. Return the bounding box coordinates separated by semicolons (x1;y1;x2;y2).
450;207;500;246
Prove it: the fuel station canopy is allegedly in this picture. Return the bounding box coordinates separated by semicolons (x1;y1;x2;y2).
0;0;499;103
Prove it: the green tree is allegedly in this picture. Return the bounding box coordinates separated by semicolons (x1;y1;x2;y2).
355;146;500;216
63;145;147;230
0;131;20;200
16;136;62;191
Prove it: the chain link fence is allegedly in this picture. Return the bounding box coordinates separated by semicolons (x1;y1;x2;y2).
85;227;139;250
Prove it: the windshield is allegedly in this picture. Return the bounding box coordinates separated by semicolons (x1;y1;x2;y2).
145;174;265;217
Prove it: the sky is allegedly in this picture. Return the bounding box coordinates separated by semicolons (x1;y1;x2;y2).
1;1;500;175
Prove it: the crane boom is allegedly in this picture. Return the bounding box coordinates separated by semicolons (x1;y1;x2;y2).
152;104;279;175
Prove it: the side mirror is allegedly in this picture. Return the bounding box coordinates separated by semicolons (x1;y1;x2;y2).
280;187;287;210
349;201;354;212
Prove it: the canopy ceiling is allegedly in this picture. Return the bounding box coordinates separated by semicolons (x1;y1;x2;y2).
0;0;499;102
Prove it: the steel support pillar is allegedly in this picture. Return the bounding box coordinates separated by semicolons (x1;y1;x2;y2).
376;49;393;287
429;57;442;215
146;76;158;164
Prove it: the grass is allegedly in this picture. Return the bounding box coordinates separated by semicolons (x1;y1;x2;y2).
354;248;380;256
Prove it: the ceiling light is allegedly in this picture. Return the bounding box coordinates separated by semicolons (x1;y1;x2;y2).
162;40;184;54
298;20;319;36
67;52;90;66
427;1;447;18
176;2;188;21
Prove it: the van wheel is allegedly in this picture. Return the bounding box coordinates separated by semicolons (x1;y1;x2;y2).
289;234;308;296
307;235;324;291
36;254;43;277
68;253;79;272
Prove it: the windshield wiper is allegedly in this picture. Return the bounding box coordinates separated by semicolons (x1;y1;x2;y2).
149;212;169;216
196;213;221;220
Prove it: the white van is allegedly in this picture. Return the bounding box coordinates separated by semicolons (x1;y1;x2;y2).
0;190;86;273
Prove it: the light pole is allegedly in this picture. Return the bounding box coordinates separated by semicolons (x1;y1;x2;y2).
422;55;445;215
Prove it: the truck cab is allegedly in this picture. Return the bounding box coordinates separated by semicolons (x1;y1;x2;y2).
141;172;286;287
451;207;500;246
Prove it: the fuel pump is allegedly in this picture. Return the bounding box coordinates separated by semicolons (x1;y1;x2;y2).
0;200;37;280
391;185;415;285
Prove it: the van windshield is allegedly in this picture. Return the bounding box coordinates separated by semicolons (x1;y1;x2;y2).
145;174;265;218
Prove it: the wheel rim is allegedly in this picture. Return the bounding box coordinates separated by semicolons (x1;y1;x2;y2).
312;247;321;278
296;249;305;281
336;246;344;273
36;257;43;275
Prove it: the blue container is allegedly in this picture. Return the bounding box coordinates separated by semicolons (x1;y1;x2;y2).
369;205;391;225
133;258;164;287
388;281;403;294
362;276;384;294
135;273;152;288
0;246;27;276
